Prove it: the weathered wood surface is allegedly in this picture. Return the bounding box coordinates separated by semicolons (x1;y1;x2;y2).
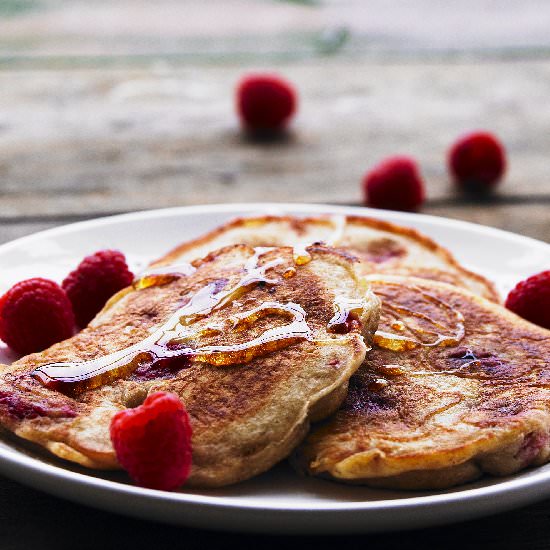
1;2;550;548
3;0;550;58
0;60;549;239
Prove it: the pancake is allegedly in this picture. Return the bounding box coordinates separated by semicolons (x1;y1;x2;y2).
293;275;550;489
152;215;499;302
0;244;380;487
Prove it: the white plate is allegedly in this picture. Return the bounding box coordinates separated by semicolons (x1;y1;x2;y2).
0;203;549;534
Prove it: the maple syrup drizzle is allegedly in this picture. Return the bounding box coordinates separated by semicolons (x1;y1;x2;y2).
163;302;311;367
379;364;406;376
324;215;346;246
31;248;297;396
372;282;465;352
293;245;312;266
377;365;495;379
402;350;508;378
368;378;389;391
379;350;510;379
390;321;406;331
283;267;297;279
327;297;366;334
133;263;197;290
291;216;347;266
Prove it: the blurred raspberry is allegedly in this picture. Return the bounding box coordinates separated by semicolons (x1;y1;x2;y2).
362;156;425;212
448;131;506;190
110;392;193;491
505;270;550;329
0;278;74;355
236;74;297;132
62;250;134;327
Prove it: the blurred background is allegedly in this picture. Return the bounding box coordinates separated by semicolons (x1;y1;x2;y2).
0;0;549;243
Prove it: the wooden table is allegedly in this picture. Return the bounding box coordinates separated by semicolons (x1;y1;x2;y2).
0;2;549;548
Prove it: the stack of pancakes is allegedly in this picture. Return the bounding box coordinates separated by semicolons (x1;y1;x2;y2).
1;214;549;490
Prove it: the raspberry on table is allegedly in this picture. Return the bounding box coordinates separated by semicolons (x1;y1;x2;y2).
362;156;425;212
62;250;134;328
110;392;193;491
448;131;506;190
0;278;75;355
236;74;297;132
505;270;550;330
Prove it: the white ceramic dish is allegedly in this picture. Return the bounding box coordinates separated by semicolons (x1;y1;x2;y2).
0;203;549;534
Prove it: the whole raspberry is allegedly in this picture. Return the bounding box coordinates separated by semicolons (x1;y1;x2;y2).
0;278;74;355
505;270;550;329
448;131;506;190
362;156;425;212
62;250;134;327
110;392;193;491
236;74;297;132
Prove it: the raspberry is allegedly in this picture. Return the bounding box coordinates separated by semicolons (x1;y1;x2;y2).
362;156;425;212
505;270;550;329
236;74;297;132
0;278;74;355
110;392;193;491
62;250;134;327
448;131;506;190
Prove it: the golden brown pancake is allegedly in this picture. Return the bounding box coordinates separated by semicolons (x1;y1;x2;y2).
0;244;380;487
152;215;499;302
294;275;550;489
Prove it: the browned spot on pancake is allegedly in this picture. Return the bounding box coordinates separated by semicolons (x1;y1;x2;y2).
341;374;396;415
399;268;463;287
174;341;316;426
288;218;309;236
361;238;407;264
445;348;520;379
340;365;463;429
307;244;359;265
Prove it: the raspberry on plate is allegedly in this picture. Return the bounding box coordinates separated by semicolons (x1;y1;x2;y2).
0;278;74;355
505;270;550;330
362;156;425;212
236;74;297;132
110;392;193;491
62;250;134;328
448;131;506;190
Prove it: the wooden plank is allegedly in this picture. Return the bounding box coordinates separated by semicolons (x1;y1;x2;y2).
1;60;550;218
3;0;550;59
425;202;550;242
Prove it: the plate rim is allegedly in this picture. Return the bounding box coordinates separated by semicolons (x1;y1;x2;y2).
0;202;549;529
3;437;550;512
